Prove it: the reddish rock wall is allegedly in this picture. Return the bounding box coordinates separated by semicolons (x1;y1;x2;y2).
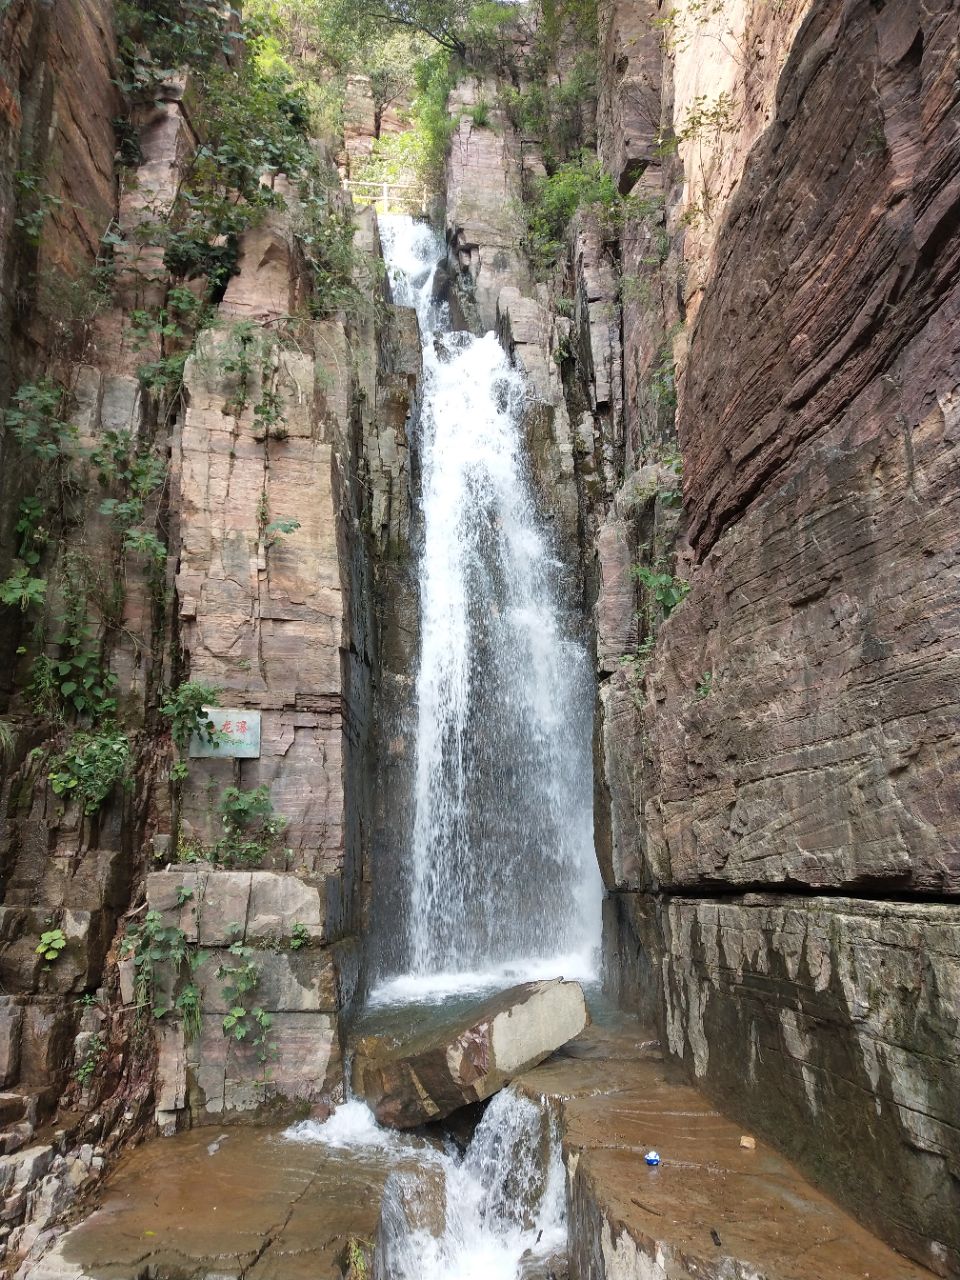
586;0;960;1272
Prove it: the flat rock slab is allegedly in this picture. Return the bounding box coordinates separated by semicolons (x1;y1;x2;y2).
517;1017;935;1280
28;1125;394;1280
352;979;588;1127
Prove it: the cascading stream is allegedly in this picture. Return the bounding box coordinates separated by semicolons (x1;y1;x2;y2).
376;216;602;992
287;1090;565;1280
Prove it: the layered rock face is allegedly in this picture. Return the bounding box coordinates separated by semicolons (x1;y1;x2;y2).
0;1;421;1264
582;0;960;1273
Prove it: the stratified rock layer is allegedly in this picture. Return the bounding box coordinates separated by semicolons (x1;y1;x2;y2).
352;980;588;1128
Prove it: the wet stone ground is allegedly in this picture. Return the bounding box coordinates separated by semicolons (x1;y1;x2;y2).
28;1124;394;1279
520;1014;935;1280
26;1008;936;1280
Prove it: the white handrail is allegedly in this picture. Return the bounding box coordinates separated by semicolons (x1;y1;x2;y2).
343;178;429;215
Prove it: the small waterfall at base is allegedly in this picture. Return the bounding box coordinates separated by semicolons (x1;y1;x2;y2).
286;1091;565;1280
374;214;603;997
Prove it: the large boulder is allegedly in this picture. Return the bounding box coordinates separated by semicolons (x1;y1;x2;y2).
352;980;588;1128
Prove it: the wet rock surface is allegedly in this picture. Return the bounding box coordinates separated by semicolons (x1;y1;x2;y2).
517;1018;935;1280
31;1126;390;1280
352;980;588;1127
656;895;960;1273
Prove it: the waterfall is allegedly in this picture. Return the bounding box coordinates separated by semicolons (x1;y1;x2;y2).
375;215;602;995
287;1090;566;1280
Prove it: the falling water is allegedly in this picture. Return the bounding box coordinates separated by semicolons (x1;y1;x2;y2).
376;215;602;993
286;1090;565;1280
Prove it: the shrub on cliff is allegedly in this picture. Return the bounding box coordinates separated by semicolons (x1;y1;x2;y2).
525;153;620;273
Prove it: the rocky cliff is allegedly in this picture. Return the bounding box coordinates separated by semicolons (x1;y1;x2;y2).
0;0;957;1275
0;2;421;1266
585;0;959;1273
441;0;959;1273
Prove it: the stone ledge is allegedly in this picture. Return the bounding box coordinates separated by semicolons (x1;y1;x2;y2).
614;892;960;1275
517;1020;934;1280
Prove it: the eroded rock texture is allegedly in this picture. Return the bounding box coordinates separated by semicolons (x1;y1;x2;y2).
586;0;960;1273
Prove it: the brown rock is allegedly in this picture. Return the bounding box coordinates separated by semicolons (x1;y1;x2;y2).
352;980;588;1128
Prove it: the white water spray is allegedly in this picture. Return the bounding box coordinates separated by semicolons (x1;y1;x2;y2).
286;1090;565;1280
376;215;602;988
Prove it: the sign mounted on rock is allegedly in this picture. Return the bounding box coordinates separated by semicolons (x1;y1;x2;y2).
188;708;261;759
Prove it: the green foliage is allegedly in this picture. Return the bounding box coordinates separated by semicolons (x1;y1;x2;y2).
524;152;620;274
264;518;301;544
0;563;47;612
295;195;381;322
49;729;131;813
73;1034;106;1086
500;54;596;171
290;922;310;950
252;389;286;440
175;982;203;1040
632;565;690;617
14;170;63;246
120;910;194;1019
217;942;270;1047
412;50;457;186
695;671;713;700
469;99;490;127
159;680;223;751
647;345;677;412
92;426;168;578
217;785;287;868
116;0;246;91
220;784;276;830
44;619;119;720
36;927;67;965
15;495;49;568
2;380;75;463
28;656;59;719
91;428;166;498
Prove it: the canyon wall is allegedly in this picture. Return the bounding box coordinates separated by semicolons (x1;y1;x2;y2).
444;0;959;1273
0;0;956;1274
592;0;960;1273
0;3;420;1267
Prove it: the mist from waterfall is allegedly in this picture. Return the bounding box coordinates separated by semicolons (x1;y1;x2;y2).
374;215;601;998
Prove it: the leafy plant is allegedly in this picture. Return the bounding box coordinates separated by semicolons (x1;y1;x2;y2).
159;681;223;751
695;671;713;700
45;621;119;719
264;517;301;545
469;99;490;127
120;910;194;1019
215;785;287;867
632;566;690;618
0;563;47;612
28;655;59;719
176;982;203;1040
2;379;75;462
217;942;270;1044
36;927;67;965
15;495;48;568
74;1034;106;1086
48;730;131;813
14;169;64;245
524;152;621;274
290;922;310;950
0;718;14;763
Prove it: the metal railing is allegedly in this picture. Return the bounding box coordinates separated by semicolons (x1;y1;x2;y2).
343;178;430;215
